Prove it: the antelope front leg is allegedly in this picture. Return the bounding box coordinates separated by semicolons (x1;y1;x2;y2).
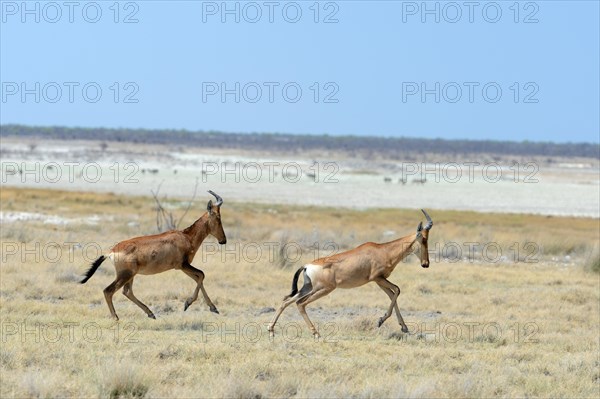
182;263;219;314
375;278;408;332
198;282;219;314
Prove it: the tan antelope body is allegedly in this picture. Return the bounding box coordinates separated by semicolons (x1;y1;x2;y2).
268;209;433;338
81;191;227;320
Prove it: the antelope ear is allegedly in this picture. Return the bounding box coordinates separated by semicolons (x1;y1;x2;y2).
207;200;213;214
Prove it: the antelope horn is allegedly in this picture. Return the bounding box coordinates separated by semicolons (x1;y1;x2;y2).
421;209;433;230
208;190;224;207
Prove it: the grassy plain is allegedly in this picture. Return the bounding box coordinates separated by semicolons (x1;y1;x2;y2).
1;188;599;398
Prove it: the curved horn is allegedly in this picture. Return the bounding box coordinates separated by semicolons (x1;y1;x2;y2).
421;209;433;231
208;190;223;207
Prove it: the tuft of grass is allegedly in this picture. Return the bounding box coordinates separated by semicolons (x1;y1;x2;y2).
590;256;600;273
101;365;150;399
418;284;433;295
387;331;408;341
109;382;149;399
474;333;501;344
583;245;600;273
157;345;180;360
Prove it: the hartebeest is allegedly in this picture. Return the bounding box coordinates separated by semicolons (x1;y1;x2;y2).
268;209;433;338
80;190;227;320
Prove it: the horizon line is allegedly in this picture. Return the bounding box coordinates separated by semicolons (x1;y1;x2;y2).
1;123;598;147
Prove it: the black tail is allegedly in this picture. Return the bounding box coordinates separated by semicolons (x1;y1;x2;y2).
80;255;106;284
284;267;305;300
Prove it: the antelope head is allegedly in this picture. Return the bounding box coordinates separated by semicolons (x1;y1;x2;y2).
416;209;433;268
207;190;227;245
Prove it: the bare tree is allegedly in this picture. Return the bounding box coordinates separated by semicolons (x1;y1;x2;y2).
151;178;200;232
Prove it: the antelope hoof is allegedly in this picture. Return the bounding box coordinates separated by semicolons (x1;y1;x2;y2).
184;301;190;311
269;330;275;339
210;307;219;314
401;325;409;333
148;313;156;320
377;317;385;328
313;332;321;340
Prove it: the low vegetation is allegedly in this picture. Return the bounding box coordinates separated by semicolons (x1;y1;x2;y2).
1;188;598;398
3;124;599;159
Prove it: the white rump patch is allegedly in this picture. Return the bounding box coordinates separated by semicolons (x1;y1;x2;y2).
304;264;321;281
107;252;118;265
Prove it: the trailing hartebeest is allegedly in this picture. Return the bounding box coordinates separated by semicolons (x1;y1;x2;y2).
268;209;433;338
80;191;227;320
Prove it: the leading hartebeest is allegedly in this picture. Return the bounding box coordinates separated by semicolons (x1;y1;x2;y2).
268;209;433;338
81;190;227;320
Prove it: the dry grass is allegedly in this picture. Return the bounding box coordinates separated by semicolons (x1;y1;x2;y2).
1;188;599;398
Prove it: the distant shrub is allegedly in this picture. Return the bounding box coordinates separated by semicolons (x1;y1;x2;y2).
542;240;587;256
584;245;600;273
274;231;294;269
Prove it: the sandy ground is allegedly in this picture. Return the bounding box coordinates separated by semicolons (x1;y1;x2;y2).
1;138;598;217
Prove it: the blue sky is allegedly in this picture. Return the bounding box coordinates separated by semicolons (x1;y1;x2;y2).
1;1;599;143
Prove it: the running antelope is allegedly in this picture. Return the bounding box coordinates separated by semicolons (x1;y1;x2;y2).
268;209;433;338
80;191;227;320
